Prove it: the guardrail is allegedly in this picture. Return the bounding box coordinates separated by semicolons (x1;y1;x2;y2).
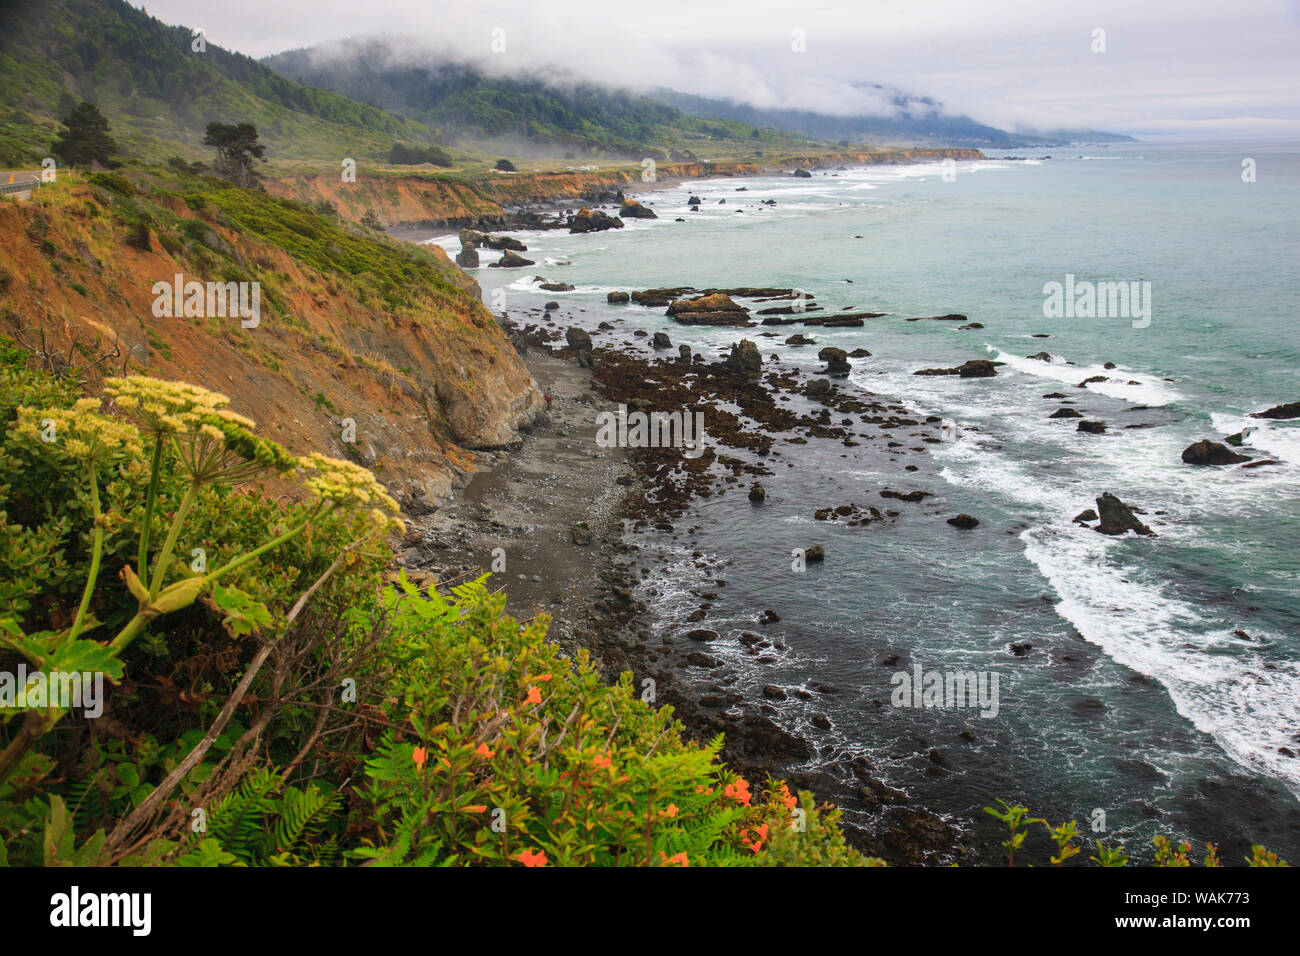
0;178;40;196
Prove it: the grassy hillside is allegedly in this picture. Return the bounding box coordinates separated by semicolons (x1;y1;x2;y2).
0;0;444;166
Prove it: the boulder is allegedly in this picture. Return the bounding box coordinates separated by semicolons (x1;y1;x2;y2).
1251;402;1300;420
1073;508;1099;523
804;544;825;562
1181;439;1251;466
1049;407;1083;419
455;243;479;268
947;514;979;529
724;339;763;374
565;327;593;352
1077;420;1107;434
619;198;658;219
607;291;630;303
489;250;535;268
785;334;815;346
748;483;766;502
667;293;748;318
1095;492;1155;536
818;346;851;376
958;360;997;378
539;282;574;292
652;331;672;349
793;168;813;178
569;206;624;234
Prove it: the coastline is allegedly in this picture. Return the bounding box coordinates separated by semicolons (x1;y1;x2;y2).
405;279;969;863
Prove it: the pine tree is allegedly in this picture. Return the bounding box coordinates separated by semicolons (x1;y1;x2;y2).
50;101;118;168
202;122;266;188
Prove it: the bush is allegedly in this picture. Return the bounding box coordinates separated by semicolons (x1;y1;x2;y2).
0;367;398;864
386;143;453;167
347;576;873;867
87;171;134;197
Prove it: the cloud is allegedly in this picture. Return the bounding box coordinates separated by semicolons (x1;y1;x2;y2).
130;0;1300;139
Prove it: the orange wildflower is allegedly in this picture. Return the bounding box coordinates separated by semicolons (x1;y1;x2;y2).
592;753;612;769
659;851;689;867
724;777;752;806
475;743;495;759
524;685;542;705
532;674;553;682
518;848;548;867
661;804;679;818
465;805;488;813
412;746;427;769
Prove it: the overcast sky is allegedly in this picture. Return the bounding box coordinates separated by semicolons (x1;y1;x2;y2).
130;0;1300;140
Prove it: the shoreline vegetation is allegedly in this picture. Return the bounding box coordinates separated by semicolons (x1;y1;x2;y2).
2;157;1289;868
0;115;1289;866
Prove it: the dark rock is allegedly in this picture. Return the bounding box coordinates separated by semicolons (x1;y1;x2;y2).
724;339;763;374
1073;508;1099;523
619;198;658;219
748;483;766;502
489;250;535;268
1181;439;1251;466
685;652;721;668
539;282;574;292
1095;492;1155;536
793;168;813;178
569;206;624;233
565;327;593;352
947;513;979;529
455;242;479;267
652;331;672;349
1251;401;1300;420
1077;420;1107;434
607;291;630;303
818;346;851;376
762;684;788;701
759;609;781;625
1049;407;1083;419
687;629;719;642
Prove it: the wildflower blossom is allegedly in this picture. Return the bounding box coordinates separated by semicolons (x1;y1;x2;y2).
296;452;400;514
14;401;143;463
412;746;427;769
517;848;548;867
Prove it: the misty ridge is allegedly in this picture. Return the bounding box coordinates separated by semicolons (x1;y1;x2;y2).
262;34;1131;151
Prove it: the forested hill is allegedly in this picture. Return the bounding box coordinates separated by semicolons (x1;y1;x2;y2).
263;41;807;158
0;0;442;166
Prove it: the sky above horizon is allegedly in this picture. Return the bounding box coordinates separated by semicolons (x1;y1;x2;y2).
128;0;1300;141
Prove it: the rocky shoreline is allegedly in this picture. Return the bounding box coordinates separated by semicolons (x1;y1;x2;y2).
394;260;987;862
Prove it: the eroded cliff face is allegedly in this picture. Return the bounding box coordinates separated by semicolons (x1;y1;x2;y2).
0;178;543;514
266;149;985;229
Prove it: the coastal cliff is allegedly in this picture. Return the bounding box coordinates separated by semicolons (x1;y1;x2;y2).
0;172;543;513
265;149;985;229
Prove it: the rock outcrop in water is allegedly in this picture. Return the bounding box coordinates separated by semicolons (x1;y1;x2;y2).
1251;401;1300;420
1181;439;1251;466
568;206;624;233
619;198;657;219
1095;492;1156;536
667;293;752;326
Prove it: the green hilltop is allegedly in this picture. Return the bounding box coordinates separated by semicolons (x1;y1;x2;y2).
0;0;443;167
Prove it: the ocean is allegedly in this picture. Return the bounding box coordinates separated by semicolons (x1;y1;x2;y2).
432;141;1300;862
